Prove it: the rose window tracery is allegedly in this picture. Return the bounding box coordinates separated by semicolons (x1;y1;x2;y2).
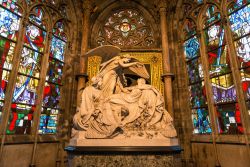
96;9;156;48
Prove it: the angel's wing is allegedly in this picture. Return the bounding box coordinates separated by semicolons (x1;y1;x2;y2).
128;64;150;79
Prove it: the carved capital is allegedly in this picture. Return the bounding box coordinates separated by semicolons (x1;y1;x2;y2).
221;16;228;25
159;7;167;14
75;73;88;81
196;30;202;38
48;31;53;41
82;0;92;10
159;0;168;9
22;16;29;28
158;0;168;14
161;73;175;81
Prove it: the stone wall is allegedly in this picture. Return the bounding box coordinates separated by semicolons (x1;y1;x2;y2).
191;143;250;167
0;143;60;167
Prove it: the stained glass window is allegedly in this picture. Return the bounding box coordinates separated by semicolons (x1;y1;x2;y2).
203;5;240;134
216;103;243;134
0;0;22;15
0;7;20;40
7;7;46;134
0;1;20;122
7;104;35;134
96;9;156;48
0;0;68;136
228;0;250;13
192;108;212;134
39;20;67;134
229;2;250;122
211;74;237;103
183;18;212;134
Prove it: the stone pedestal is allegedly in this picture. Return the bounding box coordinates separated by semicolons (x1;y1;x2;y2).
65;146;182;167
65;137;182;167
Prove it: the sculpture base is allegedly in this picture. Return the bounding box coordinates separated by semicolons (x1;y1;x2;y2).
69;138;179;147
65;143;182;167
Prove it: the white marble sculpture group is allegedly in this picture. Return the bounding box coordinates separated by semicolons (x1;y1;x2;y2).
73;46;177;140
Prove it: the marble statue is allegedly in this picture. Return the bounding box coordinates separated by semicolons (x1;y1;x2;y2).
72;46;177;141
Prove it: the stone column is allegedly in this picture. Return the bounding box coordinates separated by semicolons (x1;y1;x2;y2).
77;0;91;106
159;3;174;116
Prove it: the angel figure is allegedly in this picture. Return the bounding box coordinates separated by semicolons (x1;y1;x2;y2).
91;54;149;98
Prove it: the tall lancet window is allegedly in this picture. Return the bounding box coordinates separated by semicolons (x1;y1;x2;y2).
0;1;21;120
39;21;67;134
229;0;250;125
0;0;21;129
183;18;212;134
7;7;46;134
203;5;240;134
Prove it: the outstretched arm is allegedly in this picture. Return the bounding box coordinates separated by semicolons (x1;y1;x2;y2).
118;59;143;68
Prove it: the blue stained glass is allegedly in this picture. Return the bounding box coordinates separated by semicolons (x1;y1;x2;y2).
0;7;20;41
50;36;66;62
184;36;200;60
39;107;58;134
192;108;212;134
230;4;250;39
0;0;21;15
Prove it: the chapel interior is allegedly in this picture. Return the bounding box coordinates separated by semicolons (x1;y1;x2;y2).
0;0;249;167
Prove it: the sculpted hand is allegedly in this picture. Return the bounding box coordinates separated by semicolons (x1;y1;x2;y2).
135;62;143;68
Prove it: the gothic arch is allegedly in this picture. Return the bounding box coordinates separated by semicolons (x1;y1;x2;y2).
90;0;160;49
